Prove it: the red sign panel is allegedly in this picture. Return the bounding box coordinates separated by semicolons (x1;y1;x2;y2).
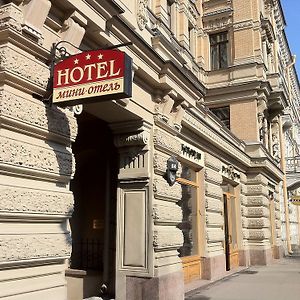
53;49;132;106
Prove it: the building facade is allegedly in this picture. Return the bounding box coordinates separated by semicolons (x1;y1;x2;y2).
0;0;299;300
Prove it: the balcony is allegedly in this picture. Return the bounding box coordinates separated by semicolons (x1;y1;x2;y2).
286;157;300;190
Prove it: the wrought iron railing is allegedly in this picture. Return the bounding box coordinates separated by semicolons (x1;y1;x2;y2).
286;157;300;173
70;238;103;271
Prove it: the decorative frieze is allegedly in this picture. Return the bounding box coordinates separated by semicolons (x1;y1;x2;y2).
0;186;73;215
0;46;50;90
153;176;182;202
153;200;182;224
0;90;77;142
153;128;181;155
153;226;183;250
233;20;254;31
0;136;74;177
0;3;22;32
0;234;71;263
246;174;268;185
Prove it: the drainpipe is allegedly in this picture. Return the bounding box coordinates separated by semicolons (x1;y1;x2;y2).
280;55;296;254
279;117;292;254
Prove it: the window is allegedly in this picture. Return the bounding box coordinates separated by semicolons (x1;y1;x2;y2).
167;0;174;29
210;106;230;129
210;32;229;70
177;165;199;257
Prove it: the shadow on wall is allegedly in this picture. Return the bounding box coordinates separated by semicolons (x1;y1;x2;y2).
45;100;74;260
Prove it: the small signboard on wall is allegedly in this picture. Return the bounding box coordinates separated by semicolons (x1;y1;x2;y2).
290;195;300;206
53;49;132;106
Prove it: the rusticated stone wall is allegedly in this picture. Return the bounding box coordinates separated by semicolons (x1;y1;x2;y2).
152;128;184;275
0;1;79;299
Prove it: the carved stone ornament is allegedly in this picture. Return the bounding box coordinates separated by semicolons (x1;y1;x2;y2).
0;136;74;177
0;47;50;89
114;131;149;148
137;0;149;30
0;3;23;32
0;234;71;263
0;90;77;142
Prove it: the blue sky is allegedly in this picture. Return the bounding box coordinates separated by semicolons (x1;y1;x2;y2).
281;0;300;75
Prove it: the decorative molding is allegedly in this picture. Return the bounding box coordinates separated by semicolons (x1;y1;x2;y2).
153;200;182;224
0;234;71;263
114;131;149;148
0;136;74;177
233;20;254;31
0;46;49;89
0;3;22;32
137;0;149;30
0;90;77;142
220;164;240;183
203;16;232;32
0;186;73;215
153;226;183;250
153;176;182;202
153;128;181;155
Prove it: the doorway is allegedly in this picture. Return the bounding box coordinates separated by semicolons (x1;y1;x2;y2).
223;192;239;271
70;112;118;298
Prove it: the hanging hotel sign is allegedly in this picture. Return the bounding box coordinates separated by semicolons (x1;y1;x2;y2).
290;195;300;206
53;49;132;106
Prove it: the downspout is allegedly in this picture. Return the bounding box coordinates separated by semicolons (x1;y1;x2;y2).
281;55;296;254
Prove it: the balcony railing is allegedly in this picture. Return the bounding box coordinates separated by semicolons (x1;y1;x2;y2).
286;157;300;173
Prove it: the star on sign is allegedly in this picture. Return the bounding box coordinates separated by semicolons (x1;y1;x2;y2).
98;53;103;60
86;54;91;60
74;58;79;64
